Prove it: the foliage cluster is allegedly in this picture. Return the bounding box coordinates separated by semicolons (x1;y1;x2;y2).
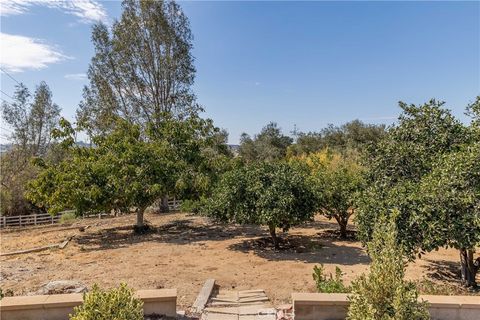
287;120;386;156
1;82;62;216
347;213;430;320
201;161;317;248
69;283;143;320
313;264;350;293
357;98;480;287
294;149;364;238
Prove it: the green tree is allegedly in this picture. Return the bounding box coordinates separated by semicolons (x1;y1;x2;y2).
77;0;197;135
347;212;430;320
27;118;176;231
201;161;316;248
357;99;477;286
287;120;386;156
1;82;61;216
418;143;480;287
299;149;364;238
239;122;293;162
151;111;233;211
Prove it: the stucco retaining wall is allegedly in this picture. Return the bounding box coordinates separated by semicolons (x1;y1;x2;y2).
0;289;177;320
292;293;480;320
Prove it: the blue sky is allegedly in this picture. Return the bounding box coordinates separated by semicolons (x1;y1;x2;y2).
1;1;479;144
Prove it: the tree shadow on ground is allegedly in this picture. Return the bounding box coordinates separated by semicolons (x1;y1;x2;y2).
228;234;370;265
423;259;461;282
74;217;266;252
74;215;368;266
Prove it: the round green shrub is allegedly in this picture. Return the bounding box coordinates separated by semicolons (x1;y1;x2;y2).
69;283;143;320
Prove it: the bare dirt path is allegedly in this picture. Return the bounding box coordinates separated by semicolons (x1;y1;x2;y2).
0;212;475;309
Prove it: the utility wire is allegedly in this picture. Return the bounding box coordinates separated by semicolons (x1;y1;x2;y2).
0;127;13;133
0;89;14;100
0;67;21;85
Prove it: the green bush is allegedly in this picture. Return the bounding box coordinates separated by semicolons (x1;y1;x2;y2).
69;283;143;320
347;212;430;320
180;199;203;214
313;264;350;293
201;161;317;248
59;211;77;224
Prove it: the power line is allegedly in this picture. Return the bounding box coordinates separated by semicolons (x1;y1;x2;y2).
0;89;14;100
0;127;13;133
0;67;21;85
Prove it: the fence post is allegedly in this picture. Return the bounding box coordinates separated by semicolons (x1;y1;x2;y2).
34;214;37;226
2;216;4;228
51;215;54;224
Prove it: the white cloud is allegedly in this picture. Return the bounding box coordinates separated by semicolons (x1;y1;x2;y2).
0;0;108;23
0;32;68;73
64;73;87;80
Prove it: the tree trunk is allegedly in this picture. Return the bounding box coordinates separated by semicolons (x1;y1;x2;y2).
159;195;170;213
136;208;145;229
334;214;349;239
269;225;279;249
460;248;478;287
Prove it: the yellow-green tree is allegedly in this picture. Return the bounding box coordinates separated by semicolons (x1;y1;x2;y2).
295;149;365;238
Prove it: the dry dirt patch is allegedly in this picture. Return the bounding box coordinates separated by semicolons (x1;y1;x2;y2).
0;212;475;309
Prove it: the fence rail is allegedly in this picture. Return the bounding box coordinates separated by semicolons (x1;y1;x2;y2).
0;199;183;229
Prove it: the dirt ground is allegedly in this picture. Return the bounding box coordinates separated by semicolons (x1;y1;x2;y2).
0;212;477;309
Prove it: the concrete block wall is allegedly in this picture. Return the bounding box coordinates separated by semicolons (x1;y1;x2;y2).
0;289;177;320
292;293;480;320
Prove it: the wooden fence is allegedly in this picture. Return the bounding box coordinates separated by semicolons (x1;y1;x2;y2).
0;212;61;228
0;200;183;229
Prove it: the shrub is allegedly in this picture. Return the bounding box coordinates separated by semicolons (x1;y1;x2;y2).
313;264;350;293
201;161;317;248
69;283;143;320
180;199;203;214
59;211;77;224
347;212;430;320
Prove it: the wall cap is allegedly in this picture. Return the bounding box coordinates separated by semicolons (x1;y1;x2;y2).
0;289;177;311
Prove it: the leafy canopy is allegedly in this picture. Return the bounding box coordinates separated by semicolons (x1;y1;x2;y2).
27;118;177;228
201;161;317;247
239;122;293;163
295;149;365;238
357;99;468;255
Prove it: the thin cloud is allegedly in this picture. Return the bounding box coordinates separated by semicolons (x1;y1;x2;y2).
0;0;108;24
64;73;87;80
0;32;69;73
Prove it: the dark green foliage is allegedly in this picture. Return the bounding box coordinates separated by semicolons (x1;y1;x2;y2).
239;122;293;162
357;100;468;254
69;283;143;320
201;161;317;248
288;120;386;156
357;99;480;286
313;265;350;293
27;118;177;229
